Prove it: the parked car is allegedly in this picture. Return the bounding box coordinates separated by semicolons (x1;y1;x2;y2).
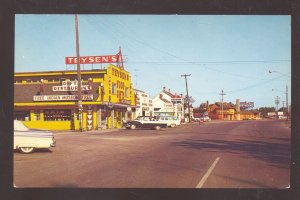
123;116;168;130
203;116;211;122
156;115;181;127
14;120;56;153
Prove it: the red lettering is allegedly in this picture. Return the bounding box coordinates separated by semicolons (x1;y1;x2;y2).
81;57;88;63
111;55;118;62
89;57;94;63
95;57;101;62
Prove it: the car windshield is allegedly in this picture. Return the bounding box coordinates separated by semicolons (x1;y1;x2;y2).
14;120;30;131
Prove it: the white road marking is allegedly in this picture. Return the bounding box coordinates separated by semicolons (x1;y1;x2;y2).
196;157;220;188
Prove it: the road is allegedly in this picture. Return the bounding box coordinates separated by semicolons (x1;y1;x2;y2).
14;120;291;188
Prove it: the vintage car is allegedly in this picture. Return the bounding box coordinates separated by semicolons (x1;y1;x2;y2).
156;115;181;128
123;116;168;130
14;120;56;153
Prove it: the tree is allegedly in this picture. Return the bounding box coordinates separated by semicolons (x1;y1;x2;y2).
258;107;276;118
198;103;208;113
184;95;195;107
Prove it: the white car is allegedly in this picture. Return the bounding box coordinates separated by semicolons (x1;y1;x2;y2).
157;116;181;128
14;120;56;153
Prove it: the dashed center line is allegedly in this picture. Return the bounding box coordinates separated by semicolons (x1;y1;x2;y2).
196;157;220;188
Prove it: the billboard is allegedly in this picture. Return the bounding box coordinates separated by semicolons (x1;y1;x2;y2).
240;101;254;110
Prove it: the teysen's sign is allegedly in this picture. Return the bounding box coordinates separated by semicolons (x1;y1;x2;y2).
65;55;118;64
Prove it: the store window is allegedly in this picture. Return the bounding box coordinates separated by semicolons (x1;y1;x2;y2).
125;87;129;97
14;111;30;121
44;109;71;121
34;110;41;121
112;83;116;94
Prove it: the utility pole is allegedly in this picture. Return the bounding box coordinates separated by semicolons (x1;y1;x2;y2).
181;74;191;123
286;85;289;121
75;14;83;132
219;90;226;120
282;100;285;110
275;96;280;111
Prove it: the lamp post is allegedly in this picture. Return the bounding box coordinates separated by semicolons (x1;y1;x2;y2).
269;70;289;121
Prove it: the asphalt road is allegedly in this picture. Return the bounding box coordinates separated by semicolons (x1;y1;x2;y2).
14;119;291;188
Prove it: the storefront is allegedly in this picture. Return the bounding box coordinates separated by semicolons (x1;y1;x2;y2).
14;64;136;131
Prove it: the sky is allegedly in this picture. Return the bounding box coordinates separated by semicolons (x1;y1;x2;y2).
15;15;291;108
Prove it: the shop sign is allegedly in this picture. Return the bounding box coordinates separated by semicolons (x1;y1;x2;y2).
65;55;118;64
33;94;93;101
53;85;91;91
120;99;131;105
53;80;92;91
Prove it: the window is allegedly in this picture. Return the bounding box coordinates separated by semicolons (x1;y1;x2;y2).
14;111;30;121
44;110;71;121
112;83;116;94
34;110;41;121
125;87;129;97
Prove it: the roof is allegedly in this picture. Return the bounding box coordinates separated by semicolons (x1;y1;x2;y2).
163;90;182;99
160;97;171;103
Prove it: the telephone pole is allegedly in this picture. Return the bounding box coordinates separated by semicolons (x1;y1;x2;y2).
75;14;83;132
219;90;226;120
285;85;289;121
275;96;280;111
181;74;191;123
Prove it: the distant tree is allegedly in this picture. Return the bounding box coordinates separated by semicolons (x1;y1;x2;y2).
198;103;208;114
184;95;195;108
278;107;287;112
258;107;276;118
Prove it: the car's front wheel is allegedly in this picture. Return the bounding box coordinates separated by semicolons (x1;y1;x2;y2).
130;124;136;130
170;124;176;128
154;125;161;130
19;147;34;153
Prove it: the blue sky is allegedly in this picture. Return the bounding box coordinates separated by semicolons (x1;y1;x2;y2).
15;15;291;108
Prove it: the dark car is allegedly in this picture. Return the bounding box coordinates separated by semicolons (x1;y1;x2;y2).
123;116;168;130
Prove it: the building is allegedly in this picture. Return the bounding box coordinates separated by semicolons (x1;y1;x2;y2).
14;64;136;130
134;89;154;117
207;99;261;120
152;87;184;119
208;102;236;120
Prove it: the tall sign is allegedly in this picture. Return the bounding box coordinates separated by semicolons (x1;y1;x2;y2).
240;101;254;110
65;48;124;69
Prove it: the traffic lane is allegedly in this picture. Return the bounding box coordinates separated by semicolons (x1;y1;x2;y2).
14;120;290;188
173;120;291;188
14;125;222;188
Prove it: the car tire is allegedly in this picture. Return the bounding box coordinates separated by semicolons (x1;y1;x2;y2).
170;124;176;128
130;124;136;130
154;125;161;130
19;147;34;153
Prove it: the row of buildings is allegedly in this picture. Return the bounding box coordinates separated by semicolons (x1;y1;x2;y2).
14;51;260;131
14;59;190;131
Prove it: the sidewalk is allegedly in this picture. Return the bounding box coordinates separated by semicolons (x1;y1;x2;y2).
53;128;121;135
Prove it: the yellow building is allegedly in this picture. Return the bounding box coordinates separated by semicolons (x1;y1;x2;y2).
14;64;136;131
